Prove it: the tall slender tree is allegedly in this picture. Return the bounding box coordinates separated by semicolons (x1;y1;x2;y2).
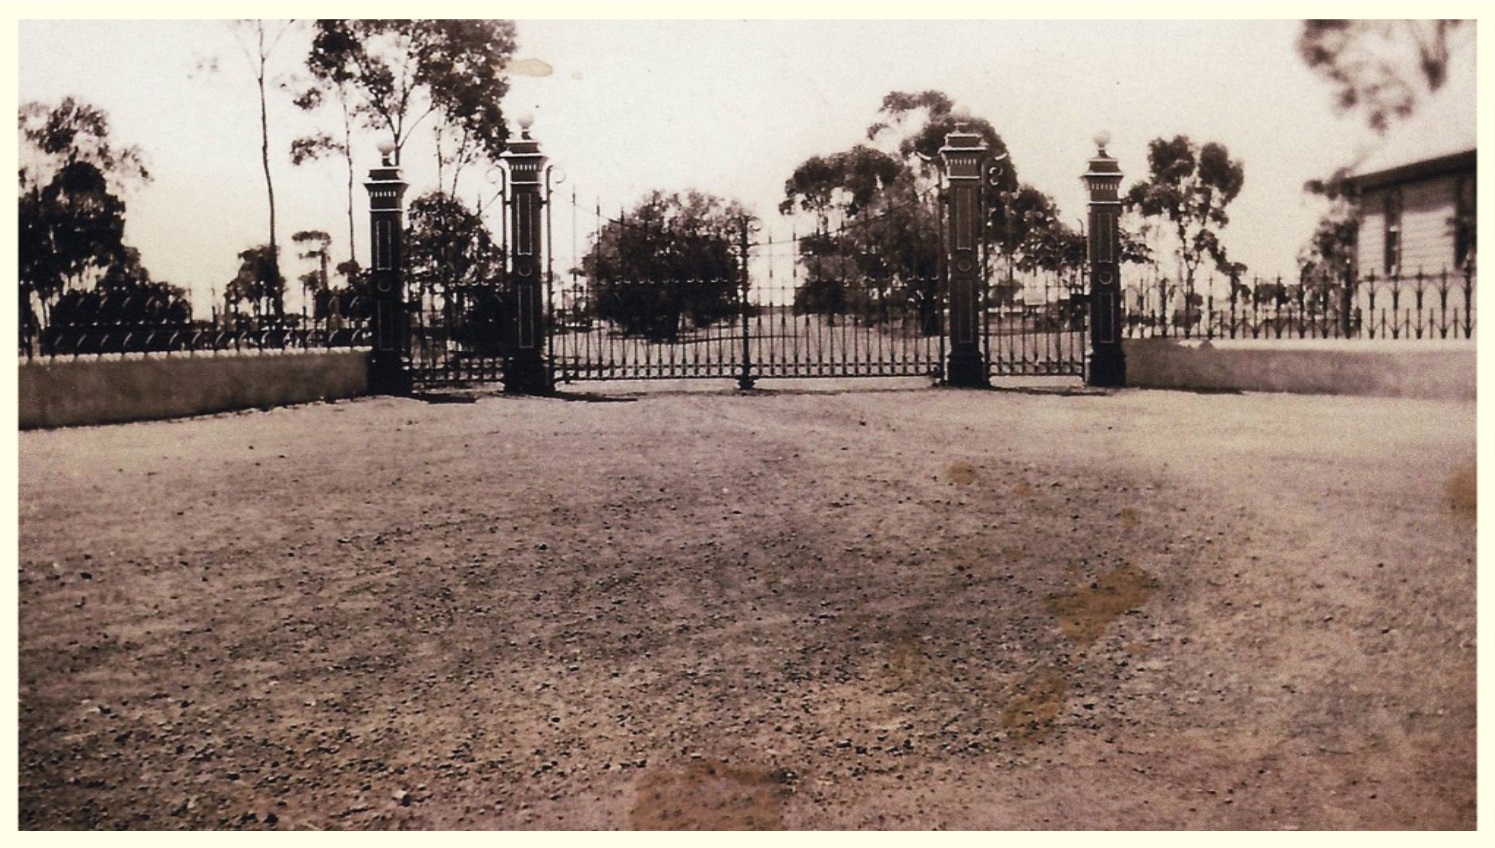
200;20;301;316
289;79;359;268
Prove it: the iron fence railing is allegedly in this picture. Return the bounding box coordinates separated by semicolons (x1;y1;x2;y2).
1121;267;1476;342
19;289;375;361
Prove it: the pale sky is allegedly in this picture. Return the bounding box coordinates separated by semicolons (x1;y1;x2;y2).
14;11;1481;317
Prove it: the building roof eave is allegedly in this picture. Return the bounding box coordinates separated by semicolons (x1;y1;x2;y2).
1346;149;1476;193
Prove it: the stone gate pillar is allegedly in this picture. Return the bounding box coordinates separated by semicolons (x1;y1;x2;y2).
499;115;553;394
365;141;410;395
1083;134;1126;387
940;124;990;388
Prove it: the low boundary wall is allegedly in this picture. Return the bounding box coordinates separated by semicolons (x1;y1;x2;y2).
19;349;370;429
1122;338;1475;401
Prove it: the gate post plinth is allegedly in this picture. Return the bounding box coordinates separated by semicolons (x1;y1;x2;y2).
940;125;990;388
365;142;410;395
1083;135;1126;387
500;116;553;394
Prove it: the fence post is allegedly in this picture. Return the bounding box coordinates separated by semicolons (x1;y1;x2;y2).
364;141;410;395
737;217;756;390
1082;134;1125;387
500;115;554;394
939;123;991;388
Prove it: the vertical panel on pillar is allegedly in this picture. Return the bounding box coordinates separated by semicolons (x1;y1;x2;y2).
375;220;392;270
517;285;534;350
377;301;395;352
516;194;534;257
954;186;974;251
1094;284;1116;344
1093;212;1114;264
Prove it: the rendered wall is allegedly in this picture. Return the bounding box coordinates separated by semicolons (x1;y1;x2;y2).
1122;338;1475;401
19;349;370;429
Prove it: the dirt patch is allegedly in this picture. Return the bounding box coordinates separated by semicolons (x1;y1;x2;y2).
1045;562;1158;646
945;461;977;486
999;673;1069;741
1446;464;1475;522
629;760;795;830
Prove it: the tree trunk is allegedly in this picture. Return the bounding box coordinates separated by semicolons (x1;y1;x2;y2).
255;28;280;317
344;108;356;268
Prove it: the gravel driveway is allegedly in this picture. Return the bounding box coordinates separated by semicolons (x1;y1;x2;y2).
16;382;1477;829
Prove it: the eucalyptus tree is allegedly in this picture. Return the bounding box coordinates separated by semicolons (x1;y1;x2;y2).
780;89;1029;332
18;98;148;335
206;19;302;315
1298;19;1469;133
583;191;748;342
1124;135;1246;329
290;81;359;269
305;19;516;196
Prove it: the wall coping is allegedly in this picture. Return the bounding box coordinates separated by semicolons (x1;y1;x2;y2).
18;346;372;367
1127;337;1475;353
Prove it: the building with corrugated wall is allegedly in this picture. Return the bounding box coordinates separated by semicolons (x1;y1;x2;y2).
1345;51;1476;279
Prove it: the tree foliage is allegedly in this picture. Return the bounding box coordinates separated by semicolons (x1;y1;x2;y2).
1125;135;1246;296
583;191;747;341
1298;19;1468;133
18;96;148;193
866;90;1018;195
402;191;508;354
292;229;334;320
306;18;516;187
780;89;1092;331
405;192;505;290
1299;167;1358;285
19;98;154;350
46;247;191;351
20;161;127;304
225;243;286;317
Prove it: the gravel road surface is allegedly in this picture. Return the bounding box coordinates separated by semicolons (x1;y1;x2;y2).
16;382;1477;829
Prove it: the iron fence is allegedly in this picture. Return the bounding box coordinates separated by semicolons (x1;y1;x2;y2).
19;289;374;361
1122;267;1476;342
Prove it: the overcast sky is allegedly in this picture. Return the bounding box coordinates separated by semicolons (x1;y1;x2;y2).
15;12;1480;316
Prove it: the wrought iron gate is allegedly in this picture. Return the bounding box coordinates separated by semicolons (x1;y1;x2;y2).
406;276;508;387
371;124;1120;393
983;269;1088;377
549;223;950;387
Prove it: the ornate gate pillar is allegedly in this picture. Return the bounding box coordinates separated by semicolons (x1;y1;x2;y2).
1083;135;1126;386
940;124;990;388
365;141;410;395
499;115;553;394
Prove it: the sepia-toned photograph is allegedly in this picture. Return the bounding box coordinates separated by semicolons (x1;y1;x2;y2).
13;9;1478;830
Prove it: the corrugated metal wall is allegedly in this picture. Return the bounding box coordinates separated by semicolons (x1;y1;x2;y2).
1358;174;1464;277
